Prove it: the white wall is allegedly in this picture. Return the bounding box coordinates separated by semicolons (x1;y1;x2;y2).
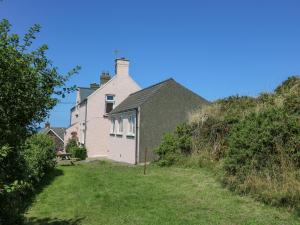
108;111;137;164
84;74;140;158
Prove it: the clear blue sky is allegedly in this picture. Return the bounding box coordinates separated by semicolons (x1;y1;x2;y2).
1;0;300;127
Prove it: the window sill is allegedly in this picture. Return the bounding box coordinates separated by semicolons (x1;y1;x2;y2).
126;133;135;138
110;133;115;136
116;133;123;137
103;114;109;118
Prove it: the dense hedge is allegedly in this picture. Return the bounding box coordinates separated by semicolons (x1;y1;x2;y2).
0;134;56;225
155;76;300;211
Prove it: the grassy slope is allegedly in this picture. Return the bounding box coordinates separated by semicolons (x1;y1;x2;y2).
25;161;300;225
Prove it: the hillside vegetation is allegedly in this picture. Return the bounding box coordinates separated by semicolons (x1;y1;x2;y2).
155;76;300;211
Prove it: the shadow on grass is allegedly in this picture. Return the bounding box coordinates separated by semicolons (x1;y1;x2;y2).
22;168;64;214
25;217;84;225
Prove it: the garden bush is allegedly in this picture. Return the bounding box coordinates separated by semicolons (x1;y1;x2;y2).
70;146;87;160
23;134;56;183
0;145;30;224
65;138;77;153
155;123;194;166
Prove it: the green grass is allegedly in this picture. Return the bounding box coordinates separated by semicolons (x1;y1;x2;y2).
25;161;300;225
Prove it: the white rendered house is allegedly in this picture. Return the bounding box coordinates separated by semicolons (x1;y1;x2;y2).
64;58;141;158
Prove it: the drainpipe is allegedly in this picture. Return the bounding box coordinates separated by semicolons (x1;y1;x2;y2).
83;100;88;147
135;108;139;165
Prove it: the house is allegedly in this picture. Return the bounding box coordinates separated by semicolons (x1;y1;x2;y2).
40;122;66;151
64;58;141;157
108;78;209;164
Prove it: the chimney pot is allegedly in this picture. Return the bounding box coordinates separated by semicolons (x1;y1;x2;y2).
90;83;100;90
100;72;111;85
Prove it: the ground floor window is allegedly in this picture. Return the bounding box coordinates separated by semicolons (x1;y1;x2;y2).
118;117;123;134
128;114;136;135
110;117;116;134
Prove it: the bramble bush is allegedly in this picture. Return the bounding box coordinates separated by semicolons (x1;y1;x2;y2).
155;123;194;166
224;107;300;209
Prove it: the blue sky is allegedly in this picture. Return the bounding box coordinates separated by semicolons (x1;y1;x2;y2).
1;0;300;127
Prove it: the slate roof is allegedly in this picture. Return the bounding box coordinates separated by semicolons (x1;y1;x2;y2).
110;78;174;114
40;127;66;141
78;87;96;102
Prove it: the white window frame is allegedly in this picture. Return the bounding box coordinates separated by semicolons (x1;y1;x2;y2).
127;114;136;136
117;116;123;135
110;117;116;134
105;95;115;114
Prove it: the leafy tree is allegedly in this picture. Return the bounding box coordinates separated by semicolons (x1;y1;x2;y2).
0;19;80;224
0;19;80;147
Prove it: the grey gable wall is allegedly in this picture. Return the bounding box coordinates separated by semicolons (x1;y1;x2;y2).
138;80;209;163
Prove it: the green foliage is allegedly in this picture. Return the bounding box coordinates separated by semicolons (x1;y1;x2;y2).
0;19;79;224
155;76;300;211
69;146;87;160
65;139;87;160
155;123;194;166
0;19;80;147
224;107;300;178
65;138;78;153
23;134;56;183
0;145;31;225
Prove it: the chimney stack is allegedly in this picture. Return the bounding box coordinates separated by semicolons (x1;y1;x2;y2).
90;83;100;90
45;122;50;129
115;58;129;76
100;72;111;85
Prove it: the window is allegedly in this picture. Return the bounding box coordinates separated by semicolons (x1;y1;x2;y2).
110;118;116;134
128;115;136;136
118;117;123;134
105;95;115;113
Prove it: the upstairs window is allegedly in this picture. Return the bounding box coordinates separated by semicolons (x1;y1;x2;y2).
105;95;115;114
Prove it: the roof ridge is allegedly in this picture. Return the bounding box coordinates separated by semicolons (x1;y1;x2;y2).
110;78;175;115
128;78;173;96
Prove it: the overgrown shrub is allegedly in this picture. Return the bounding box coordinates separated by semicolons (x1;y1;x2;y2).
155;123;194;166
23;134;56;183
65;138;77;153
69;146;87;160
224;107;300;178
223;107;300;208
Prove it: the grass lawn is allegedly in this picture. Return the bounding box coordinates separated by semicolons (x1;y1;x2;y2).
25;161;300;225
